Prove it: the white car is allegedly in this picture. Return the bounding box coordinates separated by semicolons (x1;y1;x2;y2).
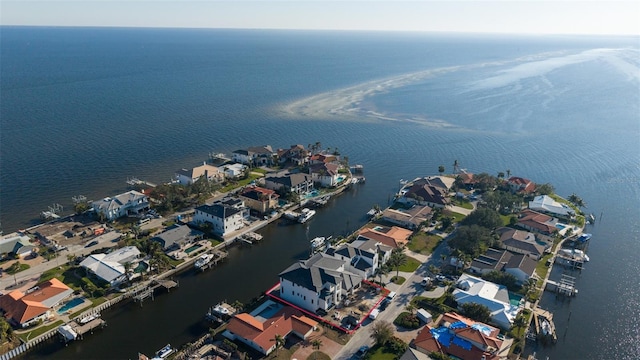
369;308;380;320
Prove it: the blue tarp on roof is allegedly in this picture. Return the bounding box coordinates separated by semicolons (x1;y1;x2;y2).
432;327;452;347
471;323;493;336
450;321;467;329
452;335;473;351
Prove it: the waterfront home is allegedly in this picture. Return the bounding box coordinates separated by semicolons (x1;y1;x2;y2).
0;278;73;328
221;163;247;179
357;225;413;249
516;209;559;235
399;348;434;360
278;253;363;313
457;172;477;190
150;224;204;251
469;248;537;285
381;205;433;230
194;200;248;237
325;241;381;279
506;176;536;194
175;162;224;185
223;300;318;356
79;246;142;286
398;178;450;208
413;312;513;360
497;228;546;260
0;232;35;259
528;195;575;217
91;190;149;222
309;153;339;165
277;144;309;166
264;173;314;195
309;162;340;187
231;145;276;166
453;274;522;330
238;186;279;214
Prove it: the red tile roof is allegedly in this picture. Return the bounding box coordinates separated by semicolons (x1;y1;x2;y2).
0;278;72;325
517;209;556;234
226;306;318;354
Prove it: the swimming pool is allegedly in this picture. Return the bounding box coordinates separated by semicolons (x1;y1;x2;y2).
58;297;85;314
556;223;567;230
185;244;202;254
508;293;523;307
304;190;320;199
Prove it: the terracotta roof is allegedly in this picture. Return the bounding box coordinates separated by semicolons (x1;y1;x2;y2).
358;229;403;248
227;306;318;353
517;209;556;234
0;278;72;325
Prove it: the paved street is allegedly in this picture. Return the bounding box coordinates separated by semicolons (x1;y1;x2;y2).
333;237;451;359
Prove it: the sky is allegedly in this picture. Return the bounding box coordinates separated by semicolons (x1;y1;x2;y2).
1;1;639;36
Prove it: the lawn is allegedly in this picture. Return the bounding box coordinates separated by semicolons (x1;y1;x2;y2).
5;262;30;275
208;239;222;247
68;297;108;319
251;168;268;174
443;210;466;224
452;199;474;210
368;345;397;360
17;320;63;342
535;253;553;285
398;256;421;272
500;214;514;226
408;233;442;255
390;276;406;285
221;174;263;192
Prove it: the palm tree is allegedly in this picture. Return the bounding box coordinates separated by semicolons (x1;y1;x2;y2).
370;320;394;346
406;303;416;315
271;334;285;356
388;248;407;278
374;266;388;286
311;339;323;359
231;300;245;313
568;193;586;208
453;159;460;174
506;169;511;178
438;165;445;175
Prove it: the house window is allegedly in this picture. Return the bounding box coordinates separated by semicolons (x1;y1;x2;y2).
311;300;314;304
303;296;306;300
292;291;294;295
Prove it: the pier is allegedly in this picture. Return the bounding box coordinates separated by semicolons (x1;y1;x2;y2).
236;231;263;245
126;177;157;188
532;307;558;344
133;279;179;304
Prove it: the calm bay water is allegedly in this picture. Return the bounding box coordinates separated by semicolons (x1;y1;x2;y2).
1;27;638;359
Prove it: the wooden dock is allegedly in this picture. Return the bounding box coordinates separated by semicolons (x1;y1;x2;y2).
532;307;558;344
196;250;228;271
70;317;107;339
133;279;179;304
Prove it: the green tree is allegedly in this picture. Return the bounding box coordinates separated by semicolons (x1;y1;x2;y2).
497;171;505;179
438;165;445;175
74;202;89;214
0;317;14;344
568;193;586;208
536;183;555;195
406;303;416;315
388;248;408;278
482;270;518;291
370;320;394;346
430;352;453;360
311;339;323;359
461;208;503;230
271;334;285;356
448;225;494;257
460;303;492;324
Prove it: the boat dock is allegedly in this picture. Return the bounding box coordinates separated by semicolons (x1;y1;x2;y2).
126;177;157;188
545;274;578;297
237;231;263;245
532;307;558;344
70;317;107;339
133;279;179;304
205;301;238;323
196;250;228;271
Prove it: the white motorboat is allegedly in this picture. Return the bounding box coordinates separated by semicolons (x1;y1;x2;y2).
195;253;214;269
298;208;316;223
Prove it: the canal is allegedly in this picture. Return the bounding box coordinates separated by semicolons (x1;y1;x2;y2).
27;183;379;359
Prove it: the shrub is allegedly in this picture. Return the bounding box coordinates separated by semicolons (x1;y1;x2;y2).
394;312;421;329
385;336;408;355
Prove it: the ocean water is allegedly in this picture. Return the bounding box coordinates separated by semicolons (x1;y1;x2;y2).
1;27;639;359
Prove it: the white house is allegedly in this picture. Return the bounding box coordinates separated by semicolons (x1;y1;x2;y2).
529;195;575;217
453;274;521;330
309;163;340;187
278;253;363;313
80;246;142;286
221;163;247;179
325;241;380;279
175;163;224;185
0;232;35;258
264;173;314;195
92;190;149;221
231;145;276;166
194;200;248;237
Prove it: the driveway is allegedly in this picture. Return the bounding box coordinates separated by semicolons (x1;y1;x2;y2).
290;329;342;360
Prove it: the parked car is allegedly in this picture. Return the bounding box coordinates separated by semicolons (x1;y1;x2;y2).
369;308;380;320
355;346;369;359
85;240;99;248
436;275;447;282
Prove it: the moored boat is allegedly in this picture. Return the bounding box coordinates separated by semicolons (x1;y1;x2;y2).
298;208;316;223
195;253;214;270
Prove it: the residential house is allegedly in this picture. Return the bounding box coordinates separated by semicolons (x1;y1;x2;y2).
516;209;559;235
92;190;149;221
278;253;363;313
238;186;279;214
399;348;433;360
223;300;318;356
277;145;309;166
497;228;546;260
175;162;224;185
529;195;575;217
194;200;248;237
221;163;247;179
413;312;513;360
457;172;477;190
231;145;275;166
151;224;204;251
0;278;73;328
399;180;450;208
309;153;338;165
357;225;413;249
0;233;35;259
381;205;432;230
453;274;522;329
79;246;142;286
309;163;340;187
504;254;537;285
325;241;381;279
264;173;314;195
469;248;537;285
506;176;536;194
